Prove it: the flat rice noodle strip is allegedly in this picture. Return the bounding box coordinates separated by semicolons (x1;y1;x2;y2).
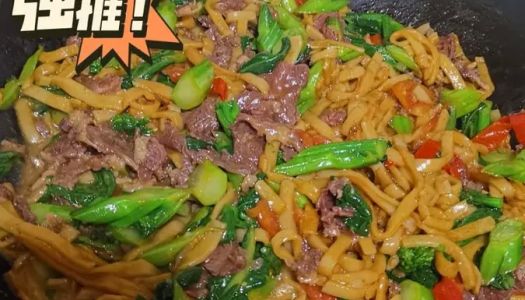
20;235;151;298
133;79;173;100
96;295;134;300
90;259;160;278
22;85;74;113
39;44;79;63
133;273;171;291
5;256;49;300
0;206;97;270
50;76;123;110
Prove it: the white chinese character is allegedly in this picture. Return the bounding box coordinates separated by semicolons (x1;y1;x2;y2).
76;0;93;31
12;0;38;31
91;0;104;31
37;0;75;30
101;0;123;31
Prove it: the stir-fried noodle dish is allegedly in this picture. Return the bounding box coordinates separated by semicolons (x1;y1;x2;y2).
1;0;525;299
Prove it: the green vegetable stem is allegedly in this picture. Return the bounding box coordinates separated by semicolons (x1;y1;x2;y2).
1;46;43;110
482;150;525;183
460;101;492;138
189;160;228;206
390;115;414;134
71;187;190;225
480;219;523;284
172;59;214;110
157;0;178;31
297;0;347;14
30;203;73;223
142;227;207;266
400;280;434;300
441;88;483;118
274;139;389;176
386;45;418;71
257;4;283;53
297;61;323;115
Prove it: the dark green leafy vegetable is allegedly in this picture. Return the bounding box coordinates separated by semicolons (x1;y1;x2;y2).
396;247;439;288
153;280;173;300
74;234;122;262
216;100;240;135
204;241;282;300
257;4;283;53
122;50;186;89
460;101;492;138
390;115;413;134
337;184;371;236
0;151;20;179
1;46;43;110
453;189;503;229
453;207;502;229
227;172;244;191
157;73;175;87
186;136;212;151
214;131;234;154
220;189;259;240
276;149;286;166
88;58;121;75
240;36;255;52
220;202;257;243
111;113;152;136
89;58;103;75
441;88;483;118
345;12;404;41
274;139;390;176
297;0;347;13
239;38;291;74
39;169;116;207
480;219;523;284
490;273;515;290
297;61;323;115
238;188;260;212
177;266;204;288
43;85;69;97
461;189;503;209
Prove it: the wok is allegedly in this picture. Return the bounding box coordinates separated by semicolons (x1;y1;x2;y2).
0;0;524;298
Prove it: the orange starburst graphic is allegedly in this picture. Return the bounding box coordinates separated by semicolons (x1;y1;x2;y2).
77;0;180;70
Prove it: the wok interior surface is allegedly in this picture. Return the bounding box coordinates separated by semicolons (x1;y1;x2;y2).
0;0;524;298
